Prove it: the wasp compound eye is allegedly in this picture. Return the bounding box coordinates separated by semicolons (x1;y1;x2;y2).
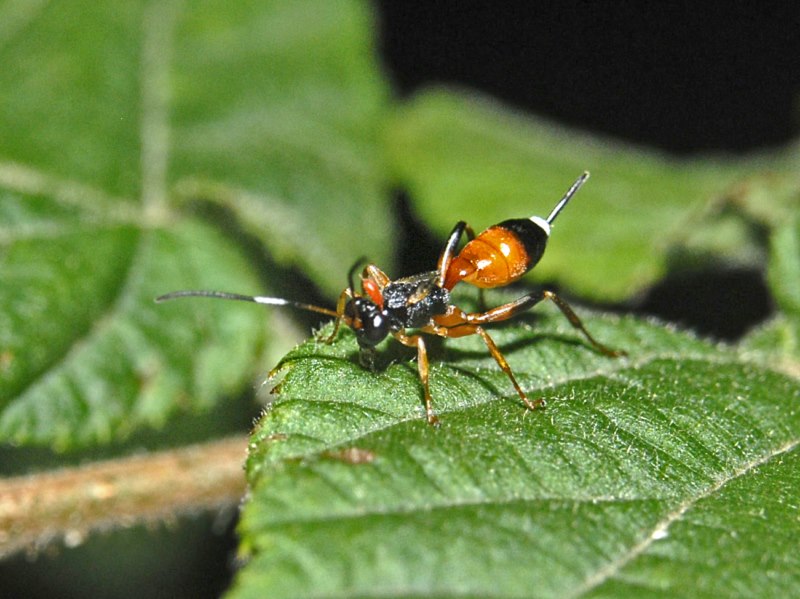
346;298;389;347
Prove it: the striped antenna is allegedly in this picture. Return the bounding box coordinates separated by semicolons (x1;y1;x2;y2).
155;290;338;318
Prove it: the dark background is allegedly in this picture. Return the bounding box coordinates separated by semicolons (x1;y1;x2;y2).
378;2;800;153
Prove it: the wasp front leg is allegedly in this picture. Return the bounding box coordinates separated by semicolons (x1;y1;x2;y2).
319;288;352;344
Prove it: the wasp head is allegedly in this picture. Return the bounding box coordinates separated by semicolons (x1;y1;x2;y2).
345;297;390;349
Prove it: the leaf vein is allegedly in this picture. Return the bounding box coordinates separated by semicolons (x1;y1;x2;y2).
0;161;135;216
140;0;180;214
6;230;154;438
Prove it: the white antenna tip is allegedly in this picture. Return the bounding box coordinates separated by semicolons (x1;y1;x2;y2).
253;297;290;306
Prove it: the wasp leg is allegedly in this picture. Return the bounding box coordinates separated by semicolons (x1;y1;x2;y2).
320;288;352;344
437;221;485;308
540;291;625;357
466;290;625;357
475;326;544;411
393;331;440;426
437;221;467;287
436;221;478;286
422;318;542;413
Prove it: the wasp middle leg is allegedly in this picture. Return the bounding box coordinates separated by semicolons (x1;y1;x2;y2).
393;331;440;426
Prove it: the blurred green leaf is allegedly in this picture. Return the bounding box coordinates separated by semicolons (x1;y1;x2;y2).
169;0;392;291
0;189;265;448
0;0;390;448
686;170;800;369
231;298;800;598
741;211;800;370
385;89;799;301
769;215;800;324
678;170;800;273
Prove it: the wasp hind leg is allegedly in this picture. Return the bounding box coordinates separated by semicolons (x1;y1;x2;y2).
466;289;625;357
538;291;625;357
475;326;545;412
442;289;624;414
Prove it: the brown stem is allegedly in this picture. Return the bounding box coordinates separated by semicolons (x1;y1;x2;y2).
0;435;248;559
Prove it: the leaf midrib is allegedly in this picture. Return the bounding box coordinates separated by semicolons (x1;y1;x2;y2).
566;437;800;598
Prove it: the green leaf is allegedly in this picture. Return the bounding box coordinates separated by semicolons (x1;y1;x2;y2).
0;0;390;448
741;211;800;371
384;89;798;301
231;299;800;598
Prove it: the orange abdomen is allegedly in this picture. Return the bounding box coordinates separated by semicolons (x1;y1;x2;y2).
444;218;550;290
